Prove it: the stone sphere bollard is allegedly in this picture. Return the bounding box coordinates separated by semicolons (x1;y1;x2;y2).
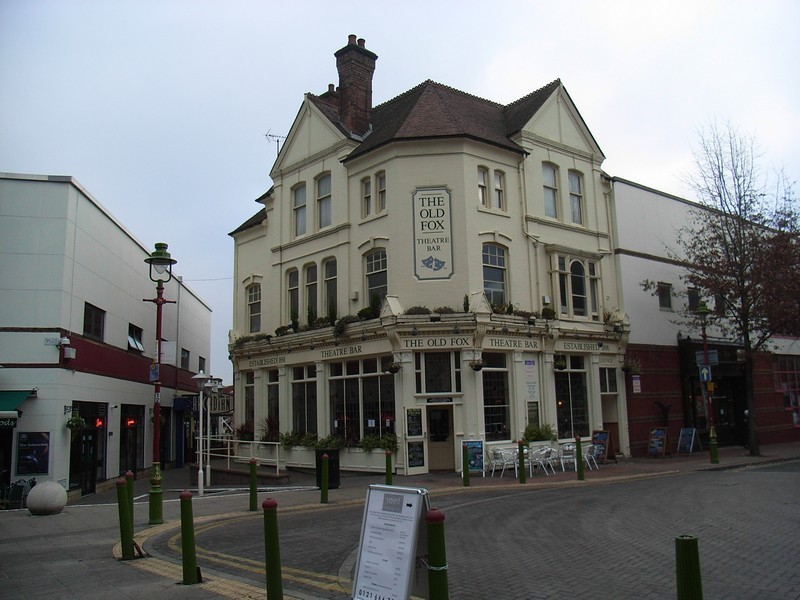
26;481;68;515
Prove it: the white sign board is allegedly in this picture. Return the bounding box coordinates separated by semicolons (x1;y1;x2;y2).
352;485;430;600
412;187;453;281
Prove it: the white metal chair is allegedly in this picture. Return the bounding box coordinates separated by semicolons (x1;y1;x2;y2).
582;443;599;471
559;443;577;471
489;448;518;477
528;446;552;476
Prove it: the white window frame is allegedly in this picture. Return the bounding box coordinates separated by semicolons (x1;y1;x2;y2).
478;167;489;207
293;184;306;237
366;249;388;306
482;243;507;307
493;170;505;211
317;173;331;229
543;163;558;218
361;177;372;218
569;170;583;225
247;283;261;333
556;253;600;320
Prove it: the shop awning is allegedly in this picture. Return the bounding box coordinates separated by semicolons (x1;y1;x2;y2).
0;389;35;418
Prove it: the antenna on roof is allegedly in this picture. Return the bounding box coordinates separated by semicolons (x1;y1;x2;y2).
265;130;287;156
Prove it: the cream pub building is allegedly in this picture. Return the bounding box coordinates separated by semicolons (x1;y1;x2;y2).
229;36;630;475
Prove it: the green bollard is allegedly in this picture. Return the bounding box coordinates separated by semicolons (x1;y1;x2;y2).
675;535;703;600
426;509;449;600
116;478;134;560
518;440;526;484
263;498;284;600
462;444;470;487
385;451;393;486
149;463;163;525
125;470;135;529
179;491;200;584
320;453;329;504
575;437;584;481
249;459;258;512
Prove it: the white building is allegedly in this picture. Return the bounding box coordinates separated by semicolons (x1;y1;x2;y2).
0;173;211;498
229;36;630;475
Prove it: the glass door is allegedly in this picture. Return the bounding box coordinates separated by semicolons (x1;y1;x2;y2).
404;407;427;475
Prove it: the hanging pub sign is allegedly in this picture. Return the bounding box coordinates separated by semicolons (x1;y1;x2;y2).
412;186;454;280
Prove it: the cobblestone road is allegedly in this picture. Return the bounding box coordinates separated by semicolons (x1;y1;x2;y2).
152;461;800;599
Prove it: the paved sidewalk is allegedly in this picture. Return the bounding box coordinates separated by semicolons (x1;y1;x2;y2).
1;442;798;599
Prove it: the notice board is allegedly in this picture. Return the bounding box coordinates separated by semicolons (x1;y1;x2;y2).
677;428;701;454
462;440;484;474
352;485;430;600
647;427;670;457
591;430;615;464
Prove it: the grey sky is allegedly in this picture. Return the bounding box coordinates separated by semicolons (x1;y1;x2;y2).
2;0;798;384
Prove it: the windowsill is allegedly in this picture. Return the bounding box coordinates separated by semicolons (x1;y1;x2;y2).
360;211;388;224
477;205;510;217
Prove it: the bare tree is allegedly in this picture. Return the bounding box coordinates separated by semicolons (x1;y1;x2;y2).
674;121;799;456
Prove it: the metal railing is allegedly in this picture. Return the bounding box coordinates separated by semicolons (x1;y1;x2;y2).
200;435;282;475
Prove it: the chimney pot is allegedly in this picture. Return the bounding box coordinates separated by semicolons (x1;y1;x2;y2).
348;34;357;44
328;83;335;92
358;38;365;47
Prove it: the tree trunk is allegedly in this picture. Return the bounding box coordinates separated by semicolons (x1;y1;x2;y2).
744;354;760;456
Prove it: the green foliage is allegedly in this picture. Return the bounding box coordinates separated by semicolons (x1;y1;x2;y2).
433;306;456;314
306;304;316;327
463;294;470;312
259;416;280;442
279;431;319;449
523;423;556;443
541;306;556;320
357;305;380;320
334;314;360;337
235;420;254;441
358;433;398;452
405;305;431;315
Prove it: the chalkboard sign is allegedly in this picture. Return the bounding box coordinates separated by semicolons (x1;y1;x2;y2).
647;427;669;457
591;430;615;464
677;428;701;454
462;440;484;474
407;441;425;468
406;409;422;437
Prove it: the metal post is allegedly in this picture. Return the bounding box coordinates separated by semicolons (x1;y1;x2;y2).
700;306;719;465
125;470;135;529
205;385;212;487
426;509;449;600
675;535;703;599
575;436;584;481
198;385;204;496
263;498;284;600
517;439;526;484
116;479;134;560
385;450;393;486
462;444;470;487
179;491;200;584
249;459;258;511
148;280;165;525
320;453;329;504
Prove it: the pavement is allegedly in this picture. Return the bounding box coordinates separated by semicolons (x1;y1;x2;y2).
1;442;799;599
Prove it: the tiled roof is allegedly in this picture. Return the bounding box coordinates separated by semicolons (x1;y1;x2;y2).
229;186;272;236
310;79;563;162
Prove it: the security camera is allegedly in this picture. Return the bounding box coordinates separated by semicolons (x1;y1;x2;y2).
59;337;71;346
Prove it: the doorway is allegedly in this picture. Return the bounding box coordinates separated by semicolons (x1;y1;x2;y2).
427;406;454;471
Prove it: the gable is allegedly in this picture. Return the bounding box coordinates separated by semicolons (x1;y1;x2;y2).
271;97;348;177
518;88;604;160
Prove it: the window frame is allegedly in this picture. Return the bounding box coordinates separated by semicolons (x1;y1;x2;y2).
482;243;507;307
293;183;307;237
657;282;673;311
493;170;506;211
556;254;601;320
478;167;489;207
317;173;331;229
482;352;511;442
180;348;190;370
365;249;388;307
361;176;372;218
305;264;318;324
287;269;300;323
543;162;559;218
376;171;387;213
414;351;462;396
128;323;145;353
568;170;583;225
247;283;261;334
83;302;106;341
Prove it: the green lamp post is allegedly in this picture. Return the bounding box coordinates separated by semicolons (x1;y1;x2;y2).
144;242;177;524
697;301;719;464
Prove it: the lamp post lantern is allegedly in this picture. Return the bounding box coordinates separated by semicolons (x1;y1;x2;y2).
192;370;212;496
697;301;719;464
143;242;177;525
205;377;222;488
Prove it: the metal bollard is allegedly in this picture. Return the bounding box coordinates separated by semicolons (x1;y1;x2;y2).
249;459;258;512
462;444;470;487
385;451;393;486
116;478;134;560
320;453;329;504
426;508;449;600
179;491;201;584
675;535;703;600
575;437;584;481
263;498;284;600
125;470;135;528
518;439;526;484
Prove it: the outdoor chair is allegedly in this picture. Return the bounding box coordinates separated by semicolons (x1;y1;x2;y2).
528;446;552;476
559;443;577;471
582;443;599;471
488;447;518;477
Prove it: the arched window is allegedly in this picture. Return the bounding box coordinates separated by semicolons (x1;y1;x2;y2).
482;243;507;307
323;258;338;321
557;254;600;320
287;269;299;324
246;283;261;333
366;249;388;306
305;264;317;324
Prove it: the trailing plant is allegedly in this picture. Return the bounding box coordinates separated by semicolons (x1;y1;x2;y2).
433;306;456;314
523;423;555;443
65;413;86;431
405;305;431;315
274;325;292;337
334;314;360;337
306;304;316;328
622;355;641;374
233;335;255;347
279;431;319;449
315;434;346;450
463;294;470;312
541;306;556;320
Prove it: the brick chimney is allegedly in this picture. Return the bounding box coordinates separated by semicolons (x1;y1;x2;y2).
334;34;378;136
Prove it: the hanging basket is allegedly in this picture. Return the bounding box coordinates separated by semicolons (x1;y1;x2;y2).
65;414;86;431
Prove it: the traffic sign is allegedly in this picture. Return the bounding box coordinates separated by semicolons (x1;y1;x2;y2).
699;365;712;382
695;350;719;365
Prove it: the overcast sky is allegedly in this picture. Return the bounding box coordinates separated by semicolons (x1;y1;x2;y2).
2;0;798;385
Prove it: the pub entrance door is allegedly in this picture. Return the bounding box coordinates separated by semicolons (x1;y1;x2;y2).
427;406;455;471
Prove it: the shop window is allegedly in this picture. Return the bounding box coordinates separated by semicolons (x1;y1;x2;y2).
414;351;462;395
292;365;317;435
329;357;396;443
555;355;589;439
483;353;510;441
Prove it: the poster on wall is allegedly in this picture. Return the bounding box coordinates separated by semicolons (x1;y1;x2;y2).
412;187;454;280
17;431;50;475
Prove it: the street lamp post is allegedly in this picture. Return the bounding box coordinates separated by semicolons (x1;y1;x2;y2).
697;301;719;464
205;377;222;488
192;371;211;496
143;242;177;525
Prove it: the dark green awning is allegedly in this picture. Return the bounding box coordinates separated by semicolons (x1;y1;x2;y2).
0;390;34;414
